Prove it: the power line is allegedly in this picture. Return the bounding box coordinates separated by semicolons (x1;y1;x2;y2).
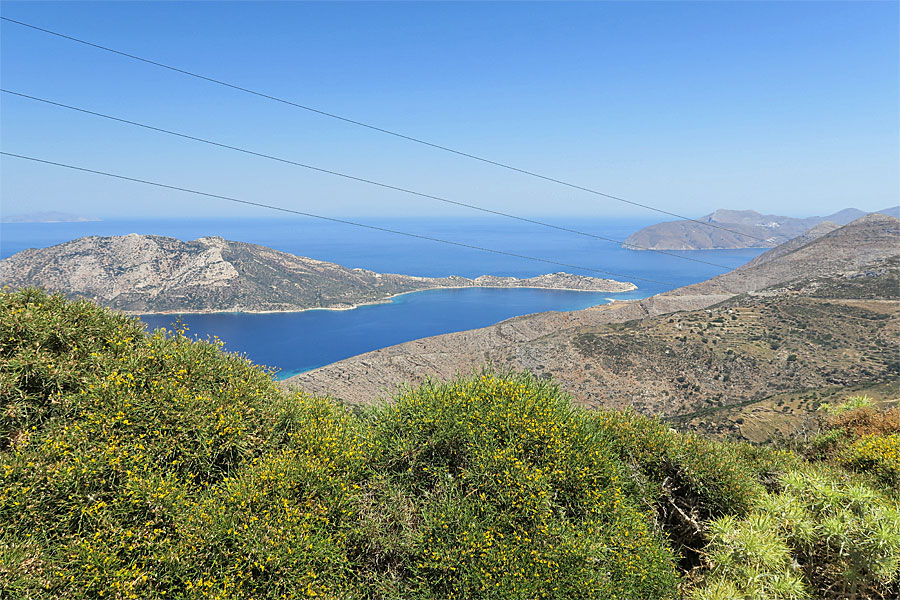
0;151;682;287
0;89;733;270
0;15;773;244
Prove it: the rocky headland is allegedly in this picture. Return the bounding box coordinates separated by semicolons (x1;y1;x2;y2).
0;234;636;313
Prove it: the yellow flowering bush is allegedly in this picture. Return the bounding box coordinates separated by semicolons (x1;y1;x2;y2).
1;289;896;600
363;373;679;598
0;289;365;598
843;433;900;488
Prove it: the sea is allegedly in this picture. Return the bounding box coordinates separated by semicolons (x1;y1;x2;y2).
0;217;765;379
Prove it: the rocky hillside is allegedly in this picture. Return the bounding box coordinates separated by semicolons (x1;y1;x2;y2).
286;214;900;440
0;234;635;313
623;206;898;250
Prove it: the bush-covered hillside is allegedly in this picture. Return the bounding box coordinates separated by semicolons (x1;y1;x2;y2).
1;289;898;599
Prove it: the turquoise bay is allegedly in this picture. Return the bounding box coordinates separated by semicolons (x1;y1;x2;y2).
139;287;645;379
1;217;765;378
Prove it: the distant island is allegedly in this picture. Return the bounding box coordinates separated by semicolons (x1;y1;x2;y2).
623;206;900;250
1;211;101;223
0;234;636;313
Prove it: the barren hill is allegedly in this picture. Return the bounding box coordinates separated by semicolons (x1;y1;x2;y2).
0;234;635;313
286;214;900;440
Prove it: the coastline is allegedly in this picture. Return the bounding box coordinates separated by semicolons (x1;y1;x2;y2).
127;284;640;317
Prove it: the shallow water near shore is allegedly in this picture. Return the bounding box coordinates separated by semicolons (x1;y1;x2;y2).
140;287;648;379
2;216;765;377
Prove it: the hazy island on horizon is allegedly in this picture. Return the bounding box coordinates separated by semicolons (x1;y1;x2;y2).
1;211;101;224
623;206;900;251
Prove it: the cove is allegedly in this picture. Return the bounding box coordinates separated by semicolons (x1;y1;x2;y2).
138;287;644;379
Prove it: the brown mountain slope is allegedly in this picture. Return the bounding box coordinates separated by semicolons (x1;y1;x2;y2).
0;234;634;313
286;214;900;426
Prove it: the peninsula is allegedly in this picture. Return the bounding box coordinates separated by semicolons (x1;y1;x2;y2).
0;234;636;313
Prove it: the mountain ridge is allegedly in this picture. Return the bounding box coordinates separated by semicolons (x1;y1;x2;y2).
623;206;899;250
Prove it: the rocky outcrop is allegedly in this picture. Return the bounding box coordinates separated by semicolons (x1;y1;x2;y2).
0;234;635;313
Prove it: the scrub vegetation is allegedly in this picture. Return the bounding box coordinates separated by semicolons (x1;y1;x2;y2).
2;289;898;599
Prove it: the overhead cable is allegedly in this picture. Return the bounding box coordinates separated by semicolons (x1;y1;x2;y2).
0;16;773;244
0;151;683;287
1;89;733;270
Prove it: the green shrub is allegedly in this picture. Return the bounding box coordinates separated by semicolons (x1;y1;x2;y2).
0;288;145;450
0;291;680;599
589;410;764;519
362;372;680;598
2;290;895;600
1;289;365;598
691;512;808;600
691;466;900;599
798;394;900;489
817;395;873;416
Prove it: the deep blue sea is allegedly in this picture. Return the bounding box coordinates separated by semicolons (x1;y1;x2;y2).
1;217;765;378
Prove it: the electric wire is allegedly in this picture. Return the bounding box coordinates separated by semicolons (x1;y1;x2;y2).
0;151;683;287
0;89;734;270
0;16;774;244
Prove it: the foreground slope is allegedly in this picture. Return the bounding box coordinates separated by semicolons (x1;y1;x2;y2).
2;289;897;599
0;234;634;313
288;214;900;435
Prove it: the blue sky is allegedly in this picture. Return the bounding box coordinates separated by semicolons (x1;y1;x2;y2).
1;1;897;219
